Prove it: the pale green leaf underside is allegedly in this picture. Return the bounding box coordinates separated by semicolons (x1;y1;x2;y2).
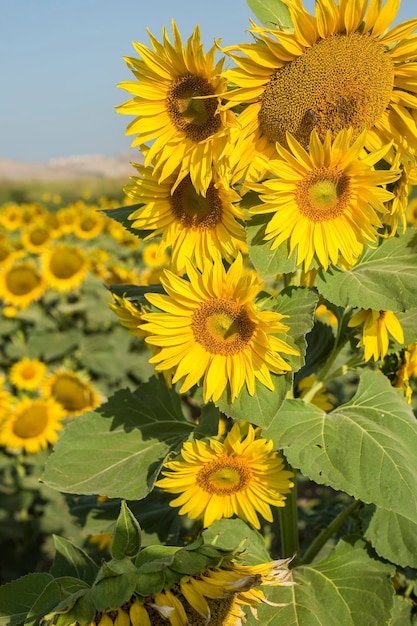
265;371;417;523
255;537;394;626
246;0;292;29
362;504;417;569
315;229;417;312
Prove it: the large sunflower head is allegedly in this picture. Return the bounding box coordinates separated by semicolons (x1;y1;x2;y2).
0;259;46;310
222;0;417;183
20;222;54;254
125;163;247;272
41;243;89;292
156;421;294;528
117;20;237;195
140;255;299;403
0;396;65;453
249;129;400;270
42;370;101;417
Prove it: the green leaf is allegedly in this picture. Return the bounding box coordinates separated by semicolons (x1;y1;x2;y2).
51;536;99;585
245;0;292;30
266;371;417;523
91;571;137;613
388;595;416;625
315;229;417;312
101;205;144;238
111;501;141;560
42;377;194;500
26;578;90;626
194;403;220;437
256;536;394;625
216;287;317;427
0;573;53;626
248;217;297;278
361;504;417;569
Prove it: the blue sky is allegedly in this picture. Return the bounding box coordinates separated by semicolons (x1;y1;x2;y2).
1;0;415;162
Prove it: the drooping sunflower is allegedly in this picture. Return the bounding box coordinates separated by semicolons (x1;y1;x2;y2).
0;396;65;453
117;20;236;195
222;0;417;183
9;358;47;392
125;164;247;272
140;255;298;403
41;243;89;292
0;259;46;310
155;421;294;528
42;370;101;417
348;308;404;361
249;129;399;270
108;293;148;338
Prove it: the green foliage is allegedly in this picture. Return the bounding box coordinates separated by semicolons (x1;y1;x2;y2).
245;0;292;29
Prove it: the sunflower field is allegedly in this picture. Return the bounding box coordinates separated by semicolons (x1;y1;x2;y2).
2;0;417;624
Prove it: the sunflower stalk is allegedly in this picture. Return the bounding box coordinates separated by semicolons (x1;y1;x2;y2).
278;465;299;567
300;499;361;565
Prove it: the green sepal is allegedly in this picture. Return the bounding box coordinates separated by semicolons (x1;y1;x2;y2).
51;535;99;585
90;559;138;614
111;500;142;560
53;591;96;626
25;577;89;626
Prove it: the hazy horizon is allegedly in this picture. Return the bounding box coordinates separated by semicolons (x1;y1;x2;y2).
1;0;415;163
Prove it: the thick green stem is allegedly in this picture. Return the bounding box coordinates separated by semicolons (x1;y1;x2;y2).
278;470;299;567
300;499;360;565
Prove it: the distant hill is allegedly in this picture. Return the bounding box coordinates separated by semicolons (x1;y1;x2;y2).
0;153;144;181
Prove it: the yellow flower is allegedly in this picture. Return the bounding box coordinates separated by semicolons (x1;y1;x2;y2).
348;308;404;361
408;197;417;227
108;294;147;338
88;533;113;552
315;304;338;328
73;208;106;240
0;202;23;231
41;243;89;292
0;259;46;310
125;165;247;272
141;242;170;269
296;374;334;411
155;421;294;528
56;206;78;234
117;20;236;195
42;370;101;417
0;396;65;453
222;0;417;183
9;358;47;391
0;377;13;422
20;223;54;254
249;129;399;270
141;255;299;403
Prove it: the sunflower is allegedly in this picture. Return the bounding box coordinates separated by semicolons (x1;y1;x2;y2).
141;241;170;269
249;129;399;270
348;308;404;361
155;421;294;528
41;243;89;292
20;223;54;254
9;358;47;391
108;293;148;338
0;202;23;231
0;259;46;309
222;0;417;183
140;255;298;403
296;373;334;411
125;164;247;272
73;208;106;240
117;20;236;195
0;396;65;453
0;377;13;422
42;370;101;417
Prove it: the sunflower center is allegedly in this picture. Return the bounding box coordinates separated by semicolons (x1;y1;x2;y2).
21;365;36;380
166;75;221;142
29;227;49;246
6;266;41;295
296;166;351;222
259;32;394;148
52;377;91;412
50;249;84;278
192;299;255;355
170;176;223;229
13;406;48;438
196;454;252;495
